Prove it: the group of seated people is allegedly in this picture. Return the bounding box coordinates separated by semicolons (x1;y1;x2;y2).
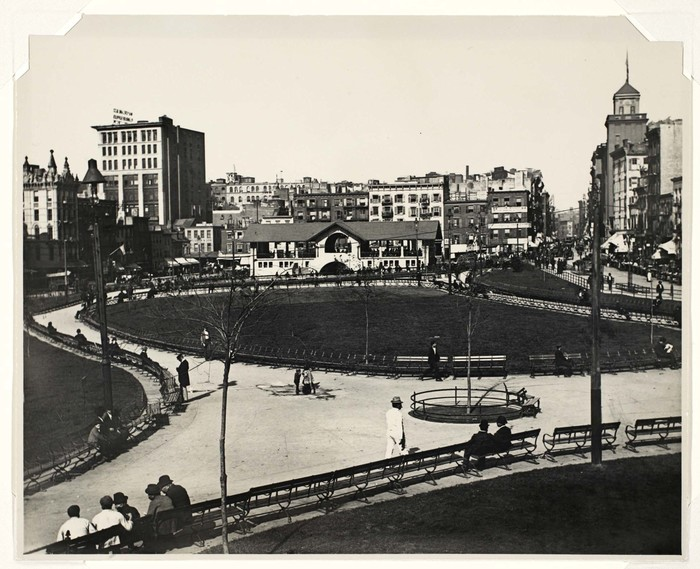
56;475;192;552
87;407;128;460
463;416;512;470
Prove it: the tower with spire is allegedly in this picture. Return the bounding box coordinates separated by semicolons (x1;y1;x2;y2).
602;55;648;234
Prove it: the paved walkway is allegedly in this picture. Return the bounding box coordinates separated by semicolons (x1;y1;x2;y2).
24;303;682;553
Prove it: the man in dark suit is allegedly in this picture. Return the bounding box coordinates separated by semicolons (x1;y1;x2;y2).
157;475;192;528
493;415;512;452
175;354;190;402
427;340;442;381
463;420;495;469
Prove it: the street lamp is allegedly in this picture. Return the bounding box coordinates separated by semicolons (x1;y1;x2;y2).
414;218;421;286
80;159;113;412
446;211;453;294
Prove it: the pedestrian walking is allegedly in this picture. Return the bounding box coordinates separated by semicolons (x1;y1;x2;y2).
427;340;442;381
175;354;190;402
301;366;316;394
606;273;614;292
293;368;301;395
656;280;665;300
200;327;211;360
385;396;407;458
56;505;95;542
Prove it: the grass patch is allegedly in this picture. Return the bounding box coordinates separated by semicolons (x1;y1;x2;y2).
204;454;681;555
23;333;146;467
107;287;680;372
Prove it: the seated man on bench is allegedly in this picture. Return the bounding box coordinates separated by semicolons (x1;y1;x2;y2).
554;345;573;377
654;337;678;369
463;420;496;470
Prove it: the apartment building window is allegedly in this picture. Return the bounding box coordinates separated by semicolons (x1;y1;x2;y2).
492;230;498;240
154;157;157;168
410;207;417;217
453;218;461;228
121;132;126;143
127;146;131;155
34;210;39;221
493;214;499;222
153;129;158;141
432;207;441;216
371;206;379;216
432;193;441;202
515;198;522;206
147;130;152;142
504;229;511;238
409;194;417;203
142;158;146;168
122;159;126;169
395;194;404;203
103;160;107;171
141;131;146;142
396;206;405;215
503;197;510;204
102;133;107;144
147;158;152;168
371;194;380;203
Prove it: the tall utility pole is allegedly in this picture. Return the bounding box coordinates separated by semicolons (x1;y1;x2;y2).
81;159;113;412
589;166;603;466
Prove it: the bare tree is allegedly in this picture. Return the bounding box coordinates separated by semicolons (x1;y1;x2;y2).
462;295;486;412
141;275;277;552
348;273;382;364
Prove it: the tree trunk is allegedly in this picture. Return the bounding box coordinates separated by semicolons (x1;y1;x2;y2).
364;301;369;364
467;302;472;412
219;354;232;553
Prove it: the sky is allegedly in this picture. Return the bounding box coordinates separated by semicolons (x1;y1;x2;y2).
15;14;689;212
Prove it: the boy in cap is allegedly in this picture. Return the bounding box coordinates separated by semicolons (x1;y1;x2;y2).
56;505;95;542
114;492;140;521
385;396;407;458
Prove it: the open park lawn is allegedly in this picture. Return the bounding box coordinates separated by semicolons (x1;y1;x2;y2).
107;287;681;372
211;454;681;555
478;262;581;297
23;333;145;467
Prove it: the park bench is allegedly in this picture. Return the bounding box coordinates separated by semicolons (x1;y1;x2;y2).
528;353;584;377
542;421;620;461
45;522;140;554
452;355;507;378
393;356;430;377
247;470;337;523
332;455;406;503
398;442;471;484
468;429;541;473
624;416;681;452
511;388;541;417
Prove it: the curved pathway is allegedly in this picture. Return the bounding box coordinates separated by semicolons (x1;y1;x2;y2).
23;301;682;553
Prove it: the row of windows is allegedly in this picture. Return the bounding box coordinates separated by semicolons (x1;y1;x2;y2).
450;205;487;214
491;229;527;239
297;199;367;208
102;157;158;171
371;194;442;203
102;144;159;157
492;214;524;222
371;206;441;216
101;129;159;144
490;196;524;206
188;229;213;239
257;260;311;269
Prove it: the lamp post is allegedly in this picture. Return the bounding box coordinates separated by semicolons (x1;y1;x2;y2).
80;159;113;412
61;199;69;299
589;166;603;466
447;211;453;294
414;218;421;286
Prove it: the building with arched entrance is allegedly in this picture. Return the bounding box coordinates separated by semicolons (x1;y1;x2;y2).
240;220;441;277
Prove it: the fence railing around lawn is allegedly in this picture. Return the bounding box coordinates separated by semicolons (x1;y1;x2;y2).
23;317;184;494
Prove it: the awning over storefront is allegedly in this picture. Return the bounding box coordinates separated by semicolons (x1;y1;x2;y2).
657;240;677;255
601;232;629;253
